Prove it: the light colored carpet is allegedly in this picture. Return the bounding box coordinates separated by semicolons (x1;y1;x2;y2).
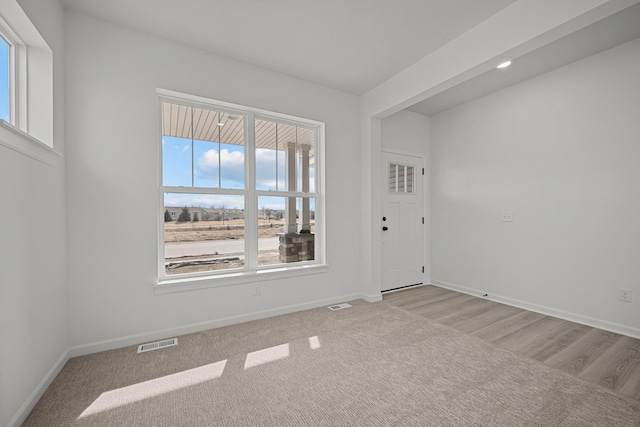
24;300;640;426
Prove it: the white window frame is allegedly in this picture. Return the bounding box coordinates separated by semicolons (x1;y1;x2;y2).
0;1;57;164
156;89;327;294
0;19;19;127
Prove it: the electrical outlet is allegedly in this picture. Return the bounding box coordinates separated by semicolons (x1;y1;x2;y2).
619;288;632;303
254;284;261;296
501;211;514;222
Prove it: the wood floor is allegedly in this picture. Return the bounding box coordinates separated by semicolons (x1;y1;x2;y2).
384;285;640;401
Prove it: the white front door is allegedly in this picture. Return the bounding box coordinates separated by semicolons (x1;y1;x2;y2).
381;151;424;291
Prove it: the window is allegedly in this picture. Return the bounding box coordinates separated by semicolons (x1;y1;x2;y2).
0;2;55;161
389;163;414;194
158;90;324;285
0;33;10;122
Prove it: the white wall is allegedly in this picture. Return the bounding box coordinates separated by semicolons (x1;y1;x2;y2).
430;37;640;335
381;110;430;155
64;12;362;348
0;1;66;425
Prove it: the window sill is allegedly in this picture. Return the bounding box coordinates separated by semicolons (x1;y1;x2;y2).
155;263;329;295
0;120;60;166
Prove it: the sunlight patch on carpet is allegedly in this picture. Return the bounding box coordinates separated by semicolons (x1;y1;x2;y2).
244;343;290;369
78;359;227;418
309;336;321;350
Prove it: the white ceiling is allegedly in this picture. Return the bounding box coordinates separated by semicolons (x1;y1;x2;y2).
59;0;517;95
407;2;640;117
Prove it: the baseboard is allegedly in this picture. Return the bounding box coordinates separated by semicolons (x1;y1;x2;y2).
8;349;70;427
68;293;365;357
360;292;383;303
431;279;640;340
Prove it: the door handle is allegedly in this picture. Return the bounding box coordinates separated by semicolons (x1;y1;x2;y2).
382;226;388;231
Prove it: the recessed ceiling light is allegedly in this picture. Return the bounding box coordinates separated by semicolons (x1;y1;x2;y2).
496;60;512;69
217;123;224;126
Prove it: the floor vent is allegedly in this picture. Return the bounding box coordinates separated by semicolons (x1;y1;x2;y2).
328;303;352;311
137;338;178;353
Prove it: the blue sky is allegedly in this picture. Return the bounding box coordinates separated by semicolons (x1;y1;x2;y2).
162;135;291;191
164;135;297;210
162;135;250;189
0;37;10;122
163;134;314;211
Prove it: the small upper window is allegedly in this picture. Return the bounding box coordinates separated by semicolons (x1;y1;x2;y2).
0;2;54;151
0;34;11;123
389;163;415;194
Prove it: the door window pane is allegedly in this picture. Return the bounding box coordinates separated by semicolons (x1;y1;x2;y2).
406;166;414;192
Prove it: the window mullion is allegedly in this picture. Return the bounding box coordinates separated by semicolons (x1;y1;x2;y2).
255;190;318;198
244;112;258;269
191;107;195;187
162;186;245;195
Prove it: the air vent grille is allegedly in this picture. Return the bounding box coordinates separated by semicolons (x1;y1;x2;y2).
328;303;352;311
137;338;178;353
